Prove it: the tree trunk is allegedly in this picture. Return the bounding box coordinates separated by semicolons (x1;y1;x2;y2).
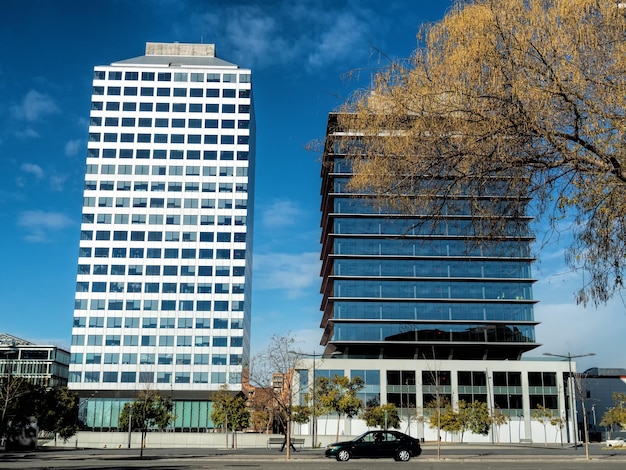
139;429;146;459
225;413;229;449
285;419;292;459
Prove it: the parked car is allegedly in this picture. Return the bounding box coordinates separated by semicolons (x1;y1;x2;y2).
605;437;625;447
325;430;422;462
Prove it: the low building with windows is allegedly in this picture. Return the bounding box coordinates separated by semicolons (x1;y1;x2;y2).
578;368;626;441
292;357;573;445
0;333;70;388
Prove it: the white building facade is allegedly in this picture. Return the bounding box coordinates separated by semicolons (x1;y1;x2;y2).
69;43;254;430
293;357;575;446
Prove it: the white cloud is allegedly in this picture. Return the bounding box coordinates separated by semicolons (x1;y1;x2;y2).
76;116;89;128
253;251;320;298
65;139;82;156
13;127;39;139
307;12;371;68
50;174;67;192
191;1;375;70
260;199;302;228
289;327;326;355
12;90;59;122
531;266;626;370
194;7;292;69
533;300;625;370
251;326;324;357
20;162;44;179
17;210;73;242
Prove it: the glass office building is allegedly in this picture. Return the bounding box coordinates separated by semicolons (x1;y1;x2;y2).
1;333;70;389
69;43;254;429
319;113;538;360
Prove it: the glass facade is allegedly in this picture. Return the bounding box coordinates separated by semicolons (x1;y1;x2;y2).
319;114;538;360
69;43;255;401
78;397;216;431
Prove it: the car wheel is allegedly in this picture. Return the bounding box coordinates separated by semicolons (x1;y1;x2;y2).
336;449;351;461
395;449;411;462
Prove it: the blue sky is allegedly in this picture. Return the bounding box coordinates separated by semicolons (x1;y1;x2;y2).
0;0;622;371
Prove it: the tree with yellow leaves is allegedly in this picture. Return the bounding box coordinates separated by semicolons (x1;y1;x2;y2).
337;0;626;306
600;392;626;435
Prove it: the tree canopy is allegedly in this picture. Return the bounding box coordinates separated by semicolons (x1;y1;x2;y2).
361;403;401;429
119;389;174;454
600;392;626;431
337;0;626;306
119;389;174;431
1;379;79;445
211;385;250;433
317;375;364;441
35;387;79;443
531;404;556;446
491;407;510;443
458;400;491;439
211;385;250;449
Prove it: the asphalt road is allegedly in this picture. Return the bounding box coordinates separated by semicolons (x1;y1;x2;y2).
2;443;626;470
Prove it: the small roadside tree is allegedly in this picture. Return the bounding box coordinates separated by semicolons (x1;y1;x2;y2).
423;356;447;460
425;396;450;444
0;376;31;439
291;404;312;429
317;375;364;442
250;408;270;433
1;380;80;446
211;384;250;449
118;389;174;457
301;376;331;443
600;393;626;437
549;415;565;445
361;403;400;430
601;407;625;436
438;403;462;441
458;400;491;441
35;387;79;445
491;407;509;444
531;405;555;446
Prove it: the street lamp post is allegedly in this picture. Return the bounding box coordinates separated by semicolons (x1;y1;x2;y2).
290;351;322;449
543;352;595;449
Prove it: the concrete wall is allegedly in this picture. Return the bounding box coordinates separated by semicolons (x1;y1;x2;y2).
48;416;567;449
51;431;288;449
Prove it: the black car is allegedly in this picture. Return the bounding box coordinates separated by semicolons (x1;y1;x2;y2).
325;430;422;462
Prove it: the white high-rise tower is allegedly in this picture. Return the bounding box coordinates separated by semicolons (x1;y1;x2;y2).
69;43;254;430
